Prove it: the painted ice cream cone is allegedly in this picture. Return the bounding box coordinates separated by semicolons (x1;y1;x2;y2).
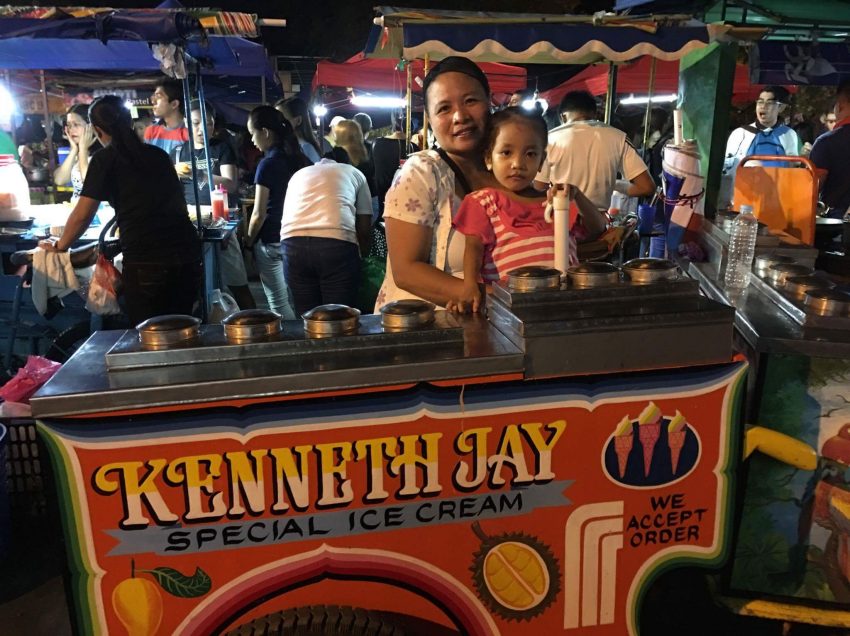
613;415;633;477
667;410;688;474
638;402;662;477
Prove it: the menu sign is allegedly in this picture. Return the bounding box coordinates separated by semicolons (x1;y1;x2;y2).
39;361;745;635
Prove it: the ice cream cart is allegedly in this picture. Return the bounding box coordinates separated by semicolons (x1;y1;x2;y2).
29;266;752;636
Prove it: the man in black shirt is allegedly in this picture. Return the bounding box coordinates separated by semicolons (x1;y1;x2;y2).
177;100;254;309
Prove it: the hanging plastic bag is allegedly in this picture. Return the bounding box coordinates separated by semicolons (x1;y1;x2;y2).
86;253;122;315
0;355;62;404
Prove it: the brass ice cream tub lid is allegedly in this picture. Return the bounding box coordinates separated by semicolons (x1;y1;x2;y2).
222;309;281;343
136;314;200;349
804;289;850;316
506;266;562;292
767;263;813;287
380;299;435;330
622;258;678;284
783;275;834;299
566;262;620;288
302;304;360;336
753;253;794;276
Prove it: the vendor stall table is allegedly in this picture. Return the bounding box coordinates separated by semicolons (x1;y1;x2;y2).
30;269;746;635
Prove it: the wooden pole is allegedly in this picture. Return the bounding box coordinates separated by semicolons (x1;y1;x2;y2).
604;63;618;124
421;54;430;149
39;70;56;201
641;57;658;151
405;59;412;148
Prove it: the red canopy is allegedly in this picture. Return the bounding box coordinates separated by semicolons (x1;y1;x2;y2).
313;53;527;98
540;58;792;107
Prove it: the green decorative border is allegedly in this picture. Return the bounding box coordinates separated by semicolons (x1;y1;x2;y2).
628;362;747;634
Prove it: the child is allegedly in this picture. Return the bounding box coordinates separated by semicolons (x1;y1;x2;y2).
449;107;604;312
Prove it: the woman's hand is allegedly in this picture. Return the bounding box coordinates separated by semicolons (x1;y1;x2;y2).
63;126;78;153
38;238;67;252
79;124;96;151
446;281;482;314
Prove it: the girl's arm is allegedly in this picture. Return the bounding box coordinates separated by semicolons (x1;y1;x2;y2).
385;217;466;307
38;196;99;252
246;184;270;246
77;124;96;181
447;234;485;313
53;134;77;186
570;185;607;239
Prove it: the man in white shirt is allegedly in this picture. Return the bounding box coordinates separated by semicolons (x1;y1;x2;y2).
281;147;373;315
720;86;800;208
534;91;655;209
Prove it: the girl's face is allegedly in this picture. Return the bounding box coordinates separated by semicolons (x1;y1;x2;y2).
486;120;546;194
247;119;272;152
65;112;87;144
426;72;489;157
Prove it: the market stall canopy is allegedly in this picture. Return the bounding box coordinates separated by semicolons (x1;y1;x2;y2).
0;6;275;79
366;7;741;64
312;53;527;95
615;0;850;42
541;57;784;105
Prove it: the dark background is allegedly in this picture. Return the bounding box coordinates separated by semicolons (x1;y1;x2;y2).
4;1;617;59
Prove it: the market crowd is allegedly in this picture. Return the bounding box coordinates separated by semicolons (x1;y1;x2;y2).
37;62;850;324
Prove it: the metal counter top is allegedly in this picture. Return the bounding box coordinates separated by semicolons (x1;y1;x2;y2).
688;260;850;358
30;314;525;418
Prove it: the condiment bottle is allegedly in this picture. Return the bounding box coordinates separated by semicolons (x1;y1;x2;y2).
211;185;227;222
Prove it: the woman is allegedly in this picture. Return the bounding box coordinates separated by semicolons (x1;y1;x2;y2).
332;119;376;202
244;105;311;320
39;95;201;325
54;103;100;199
375;56;498;309
275;97;324;164
281;147;373;316
372;114;418;218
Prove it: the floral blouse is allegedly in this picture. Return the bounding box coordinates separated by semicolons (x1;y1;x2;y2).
374;149;465;310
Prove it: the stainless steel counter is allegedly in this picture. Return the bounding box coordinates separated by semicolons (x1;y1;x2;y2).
688;260;850;357
30;314;525;418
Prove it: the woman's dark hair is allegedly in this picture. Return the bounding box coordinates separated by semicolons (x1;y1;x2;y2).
483;107;548;159
66;103;91;124
188;99;216;122
422;56;490;110
274;97;322;159
88;95;146;165
249;105;312;170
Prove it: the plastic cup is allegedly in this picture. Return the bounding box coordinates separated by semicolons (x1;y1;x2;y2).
638;203;656;235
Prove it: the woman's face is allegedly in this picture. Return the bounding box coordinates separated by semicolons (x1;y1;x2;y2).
247;119;271;152
65;112;87;144
426;72;489;157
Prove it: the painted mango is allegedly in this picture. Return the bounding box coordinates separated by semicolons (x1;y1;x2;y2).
112;577;163;636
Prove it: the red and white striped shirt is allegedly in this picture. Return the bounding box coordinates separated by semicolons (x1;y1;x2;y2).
454;188;581;283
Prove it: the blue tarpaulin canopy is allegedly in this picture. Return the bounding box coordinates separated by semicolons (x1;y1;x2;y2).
366;7;735;64
0;6;276;80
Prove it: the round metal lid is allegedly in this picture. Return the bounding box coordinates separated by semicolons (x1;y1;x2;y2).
804;289;850;305
302;304;361;322
380;299;435;316
508;265;561;279
568;262;619;275
623;258;677;271
222;309;280;327
136;314;200;333
784;275;833;296
767;263;812;284
754;254;794;269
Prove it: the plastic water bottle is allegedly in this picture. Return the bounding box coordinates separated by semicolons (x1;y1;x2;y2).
724;204;759;290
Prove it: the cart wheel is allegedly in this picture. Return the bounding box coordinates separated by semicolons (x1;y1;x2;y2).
223;604;461;636
44;322;90;363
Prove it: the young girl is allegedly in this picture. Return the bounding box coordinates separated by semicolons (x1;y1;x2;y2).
449;107;605;312
54;103;100;199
